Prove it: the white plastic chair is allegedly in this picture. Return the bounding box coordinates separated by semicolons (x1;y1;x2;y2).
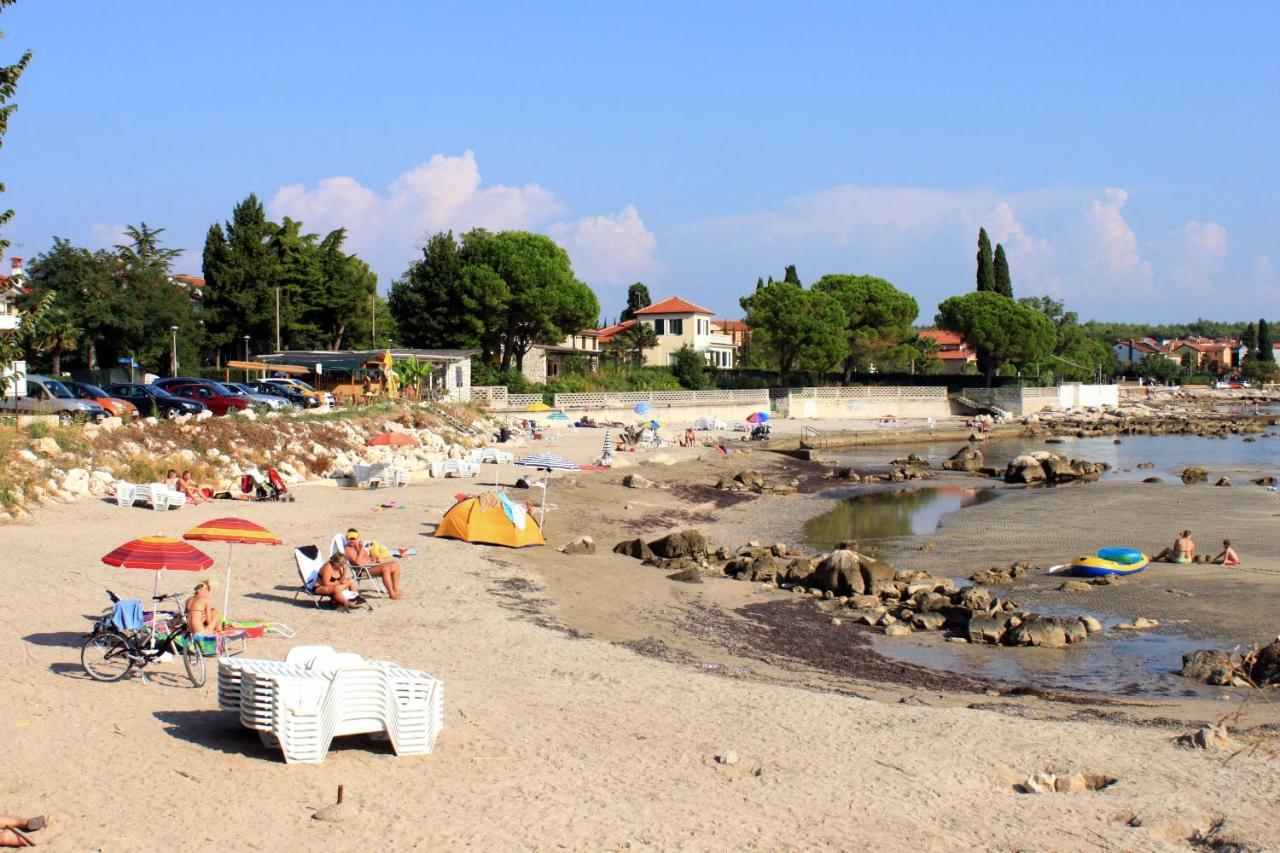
113;482;138;508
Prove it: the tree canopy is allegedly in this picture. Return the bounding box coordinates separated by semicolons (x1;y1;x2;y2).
936;291;1055;385
811;274;918;381
389;229;599;370
1256;318;1273;362
739;277;845;375
619;282;651;322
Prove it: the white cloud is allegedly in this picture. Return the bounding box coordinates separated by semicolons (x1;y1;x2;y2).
548;205;657;285
984;200;1060;295
1166;220;1228;292
1074;188;1153;286
270;151;567;278
89;222;128;249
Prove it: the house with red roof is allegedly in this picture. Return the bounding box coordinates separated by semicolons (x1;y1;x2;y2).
917;329;977;375
631;296;738;368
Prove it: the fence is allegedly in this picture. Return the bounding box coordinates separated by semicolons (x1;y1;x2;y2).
552;389;768;409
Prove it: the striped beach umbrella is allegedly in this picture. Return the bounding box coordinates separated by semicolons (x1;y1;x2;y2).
515;453;580;528
601;429;614;461
184;517;283;622
746;411;770;423
102;536;214;626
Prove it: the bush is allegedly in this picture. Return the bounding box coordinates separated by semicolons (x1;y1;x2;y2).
670;345;707;390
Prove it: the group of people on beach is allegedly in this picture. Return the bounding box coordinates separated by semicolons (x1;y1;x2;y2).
312;528;405;607
163;468;208;504
1153;530;1239;565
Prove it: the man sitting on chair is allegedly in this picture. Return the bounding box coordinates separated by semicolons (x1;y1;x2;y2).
344;528;404;599
185;580;221;634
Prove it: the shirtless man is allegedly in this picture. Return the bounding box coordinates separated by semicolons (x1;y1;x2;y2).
344;529;403;598
314;554;361;609
1154;530;1196;563
178;470;207;504
1213;539;1240;566
185;580;221;634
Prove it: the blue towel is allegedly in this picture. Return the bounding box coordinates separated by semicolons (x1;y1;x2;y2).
111;598;143;632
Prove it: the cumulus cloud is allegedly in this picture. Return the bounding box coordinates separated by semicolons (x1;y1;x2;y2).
548;205;657;284
1166;220;1228;292
270;151;567;278
1074;188;1153;287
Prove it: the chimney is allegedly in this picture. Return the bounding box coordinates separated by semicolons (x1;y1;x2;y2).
9;257;22;276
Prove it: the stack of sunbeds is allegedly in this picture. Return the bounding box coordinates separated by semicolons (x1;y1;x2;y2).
217;645;444;764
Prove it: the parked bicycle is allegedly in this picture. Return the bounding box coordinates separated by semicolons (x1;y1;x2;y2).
80;590;206;686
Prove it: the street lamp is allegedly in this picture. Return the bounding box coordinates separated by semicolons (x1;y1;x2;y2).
170;325;179;376
243;335;251;382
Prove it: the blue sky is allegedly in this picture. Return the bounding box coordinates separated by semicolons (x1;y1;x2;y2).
4;1;1278;323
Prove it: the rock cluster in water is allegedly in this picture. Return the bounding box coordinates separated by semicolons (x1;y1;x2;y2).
1180;641;1280;688
612;529;1102;648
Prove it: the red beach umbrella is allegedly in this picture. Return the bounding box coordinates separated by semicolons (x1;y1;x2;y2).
102;536;214;624
367;432;418;447
184;517;283;622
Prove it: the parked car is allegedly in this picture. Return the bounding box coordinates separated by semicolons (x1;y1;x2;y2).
262;377;335;407
224;382;296;411
103;383;207;418
248;380;320;409
61;380;139;417
0;374;108;420
162;381;250;416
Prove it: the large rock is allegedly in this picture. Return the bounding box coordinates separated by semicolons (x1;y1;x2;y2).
613;538;654;560
1248;641;1280;686
941;446;983;473
967;614;1008;644
31;436;60;456
780;557;813;586
562;536;596;555
622;473;654;489
726;553;777;583
61;468;91;497
1181;649;1239;685
1181;466;1209;484
1005;455;1047;484
1042;456;1079;483
810;550;864;596
648;529;708;560
858;555;896;594
1006;616;1077;648
733;470;765;490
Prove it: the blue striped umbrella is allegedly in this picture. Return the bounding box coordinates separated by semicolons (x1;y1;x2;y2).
548;411;570;421
515;453;580;528
634;402;652;415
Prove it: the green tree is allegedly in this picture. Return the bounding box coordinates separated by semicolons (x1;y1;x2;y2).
935;291;1055;385
115;224;200;374
202;194;280;358
619;282;651;322
21;292;80;375
975;228;995;292
811;274;918;382
388;231;467;349
23;238;116;370
1256;318;1273;362
1135;353;1180;383
739;279;846;375
992;243;1012;298
0;0;31;261
1240;322;1257;356
783;264;801;285
614;321;657;367
670;344;707;389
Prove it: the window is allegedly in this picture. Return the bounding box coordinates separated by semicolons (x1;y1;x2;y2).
669;318;683;335
652;319;665;335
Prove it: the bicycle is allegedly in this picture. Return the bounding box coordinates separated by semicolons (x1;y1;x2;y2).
80;590;206;687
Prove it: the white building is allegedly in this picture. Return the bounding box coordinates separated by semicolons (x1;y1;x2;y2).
0;257;25;332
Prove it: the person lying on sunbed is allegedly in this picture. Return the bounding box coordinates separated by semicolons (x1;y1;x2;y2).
344;528;403;599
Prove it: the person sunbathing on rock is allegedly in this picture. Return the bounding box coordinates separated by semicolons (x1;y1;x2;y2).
1153;530;1196;564
1213;539;1240;566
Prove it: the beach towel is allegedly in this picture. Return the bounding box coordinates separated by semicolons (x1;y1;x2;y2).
111;598;144;632
497;491;528;530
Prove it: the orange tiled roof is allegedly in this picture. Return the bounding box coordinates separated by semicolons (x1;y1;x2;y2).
634;296;715;316
937;350;976;361
918;329;966;347
596;320;635;343
712;319;751;332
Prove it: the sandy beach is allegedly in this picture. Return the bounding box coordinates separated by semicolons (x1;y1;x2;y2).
5;426;1280;850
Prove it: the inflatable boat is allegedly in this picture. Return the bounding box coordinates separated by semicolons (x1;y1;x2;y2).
1069;547;1150;578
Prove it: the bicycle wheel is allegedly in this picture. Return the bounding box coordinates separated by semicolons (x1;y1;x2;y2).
81;631;134;682
181;634;206;687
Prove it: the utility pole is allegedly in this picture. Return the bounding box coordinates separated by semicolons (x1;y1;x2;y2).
370;294;376;346
275;287;281;352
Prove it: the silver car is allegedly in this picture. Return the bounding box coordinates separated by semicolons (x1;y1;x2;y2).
225;382;297;411
0;374;108;420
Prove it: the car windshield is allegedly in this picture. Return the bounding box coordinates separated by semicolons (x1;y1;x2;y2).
78;383;109;397
201;380;234;395
290;380;317;392
42;380;74;399
221;384;249;396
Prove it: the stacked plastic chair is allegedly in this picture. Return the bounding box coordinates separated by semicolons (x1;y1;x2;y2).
217;645;444;764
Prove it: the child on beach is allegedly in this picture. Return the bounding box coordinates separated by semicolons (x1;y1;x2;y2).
1213;540;1240;566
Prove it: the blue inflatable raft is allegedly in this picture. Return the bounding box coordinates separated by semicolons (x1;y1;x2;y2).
1070;547;1149;577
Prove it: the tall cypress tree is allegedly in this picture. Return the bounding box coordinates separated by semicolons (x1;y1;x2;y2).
992;243;1013;297
976;228;995;292
783;264;801;285
1257;318;1274;362
1241;322;1257;357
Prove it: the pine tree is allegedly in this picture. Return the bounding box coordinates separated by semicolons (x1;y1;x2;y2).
783;264;801;285
992;243;1012;297
1241;322;1257;356
1257;318;1274;362
976;228;994;292
620;282;651;322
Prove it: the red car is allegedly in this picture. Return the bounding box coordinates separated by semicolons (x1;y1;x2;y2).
165;382;249;416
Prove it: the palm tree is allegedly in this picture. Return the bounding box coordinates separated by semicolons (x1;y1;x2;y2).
619;323;657;368
25;295;81;375
115;222;182;272
391;356;434;400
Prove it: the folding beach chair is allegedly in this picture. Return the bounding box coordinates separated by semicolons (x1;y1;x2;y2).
293;545;326;607
329;533;388;598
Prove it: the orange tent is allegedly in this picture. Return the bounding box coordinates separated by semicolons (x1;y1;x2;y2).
434;492;546;548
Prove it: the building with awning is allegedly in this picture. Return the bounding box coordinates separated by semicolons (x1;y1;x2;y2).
255;349;477;401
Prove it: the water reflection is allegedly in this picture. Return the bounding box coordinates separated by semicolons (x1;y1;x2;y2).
804;487;999;552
